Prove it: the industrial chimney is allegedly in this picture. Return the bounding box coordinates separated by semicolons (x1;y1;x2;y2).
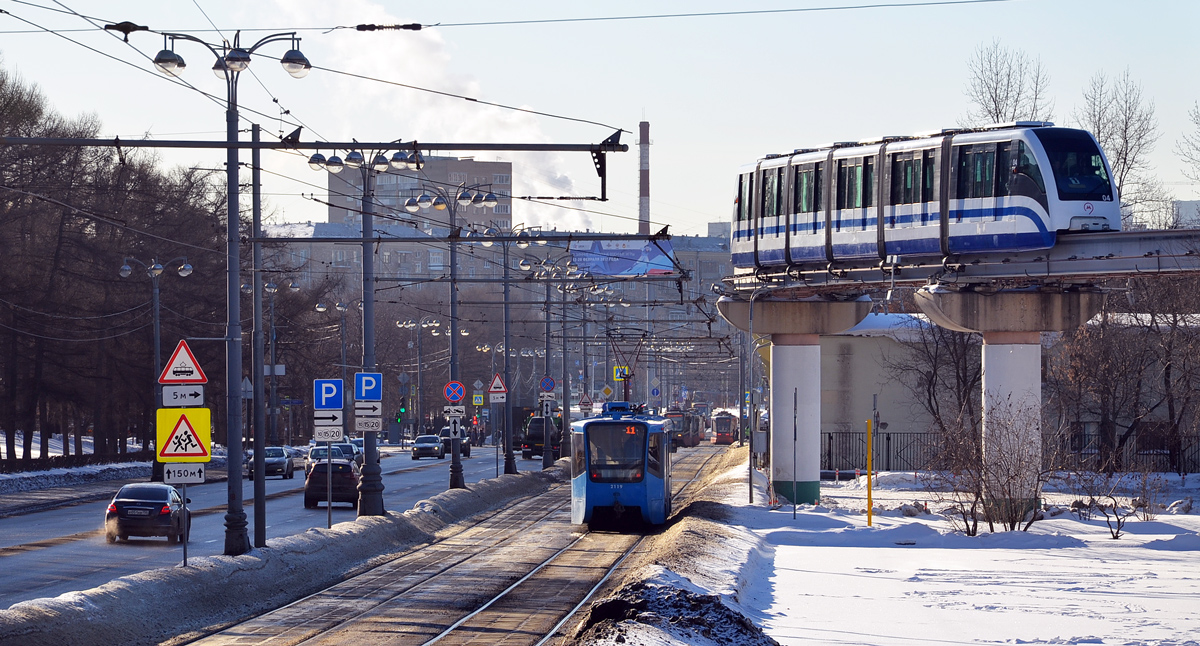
638;121;650;235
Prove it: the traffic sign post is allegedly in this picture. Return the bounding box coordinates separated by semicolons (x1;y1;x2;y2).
162;385;204;407
158;340;208;384
489;393;507;403
156;408;212;463
355;372;383;401
313;427;342;442
540;376;556;392
163;463;206;485
448;416;462;439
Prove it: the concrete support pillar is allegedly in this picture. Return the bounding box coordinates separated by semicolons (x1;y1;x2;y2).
915;288;1101;517
717;296;871;505
981;331;1042;513
770;334;820;505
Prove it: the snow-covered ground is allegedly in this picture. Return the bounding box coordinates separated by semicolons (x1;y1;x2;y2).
574;459;1200;646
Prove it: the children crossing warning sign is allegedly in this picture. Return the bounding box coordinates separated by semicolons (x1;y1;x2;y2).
156;408;212;462
158;340;208;384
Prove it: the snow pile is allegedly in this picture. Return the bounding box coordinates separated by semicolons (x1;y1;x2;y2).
0;465;567;646
0;463;151;495
567;566;779;646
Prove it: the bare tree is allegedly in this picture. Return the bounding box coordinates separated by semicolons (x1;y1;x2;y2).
962;39;1055;125
1072;68;1160;219
1176;102;1200;184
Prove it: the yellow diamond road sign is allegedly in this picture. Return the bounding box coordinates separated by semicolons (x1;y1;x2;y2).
156;408;212;463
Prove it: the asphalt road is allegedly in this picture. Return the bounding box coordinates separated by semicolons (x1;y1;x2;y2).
0;446;543;609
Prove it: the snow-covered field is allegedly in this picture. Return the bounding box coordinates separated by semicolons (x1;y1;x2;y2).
576;459;1200;646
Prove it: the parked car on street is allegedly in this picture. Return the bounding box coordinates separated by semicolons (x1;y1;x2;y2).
331;442;364;467
245;446;296;480
439;426;471;457
411;434;445;460
305;445;347;475
104;483;190;544
303;460;361;508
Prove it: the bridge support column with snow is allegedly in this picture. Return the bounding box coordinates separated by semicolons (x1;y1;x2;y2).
717;297;871;505
915;288;1101;515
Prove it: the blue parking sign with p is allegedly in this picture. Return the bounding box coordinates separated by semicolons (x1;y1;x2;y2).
314;379;343;410
355;372;383;401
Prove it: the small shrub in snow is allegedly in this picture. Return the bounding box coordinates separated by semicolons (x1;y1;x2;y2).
1166;498;1193;514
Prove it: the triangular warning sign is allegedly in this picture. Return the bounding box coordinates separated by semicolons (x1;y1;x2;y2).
487;373;508;393
159;414;209;458
158;340;208;384
579;393;593;407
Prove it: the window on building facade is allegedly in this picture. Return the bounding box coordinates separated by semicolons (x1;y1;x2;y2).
493;174;511;184
494;204;511;215
449;172;468;183
428;251;445;270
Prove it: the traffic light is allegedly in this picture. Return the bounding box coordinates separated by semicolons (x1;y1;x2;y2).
398;397;407;421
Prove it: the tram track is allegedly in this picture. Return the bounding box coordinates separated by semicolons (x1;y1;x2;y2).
186;445;727;646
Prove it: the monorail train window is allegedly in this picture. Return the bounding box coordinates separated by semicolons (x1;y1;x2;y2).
793;164;822;234
995;142;1012;199
647;433;664;479
836;159;866;232
736;174;752;222
1030;128;1113;202
891;155;916;205
762;167;784;218
922;150;936;203
955;145;996;199
587;422;646;483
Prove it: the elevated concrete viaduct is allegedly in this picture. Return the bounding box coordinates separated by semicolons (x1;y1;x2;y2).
719;229;1200;506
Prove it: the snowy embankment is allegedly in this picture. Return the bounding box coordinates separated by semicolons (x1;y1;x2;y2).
0;465;568;646
568;451;1200;646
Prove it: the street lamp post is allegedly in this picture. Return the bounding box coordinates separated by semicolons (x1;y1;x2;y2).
149;28;310;556
398;316;441;439
119;256;192;472
405;184;494;489
526;252;581;469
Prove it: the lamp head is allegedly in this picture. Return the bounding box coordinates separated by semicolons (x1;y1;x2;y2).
308;152;326;171
344;151;364;169
325;155;344;174
315;302;328;313
119;263;133;279
224;48;251;72
177;262;193;277
279;48;311;78
390;151;410;171
371;154;390;173
153;49;186;77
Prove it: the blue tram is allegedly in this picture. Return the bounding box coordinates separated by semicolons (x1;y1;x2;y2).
731;123;1120;275
570;403;671;527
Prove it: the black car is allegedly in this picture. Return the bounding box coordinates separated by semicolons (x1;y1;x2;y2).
438;426;471;457
521;416;561;460
411;434;445;460
104;483;190;544
303;460;361;508
247;446;296;480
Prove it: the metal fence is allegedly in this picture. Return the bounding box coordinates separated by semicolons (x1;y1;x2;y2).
821;432;1200;474
822;432;942;472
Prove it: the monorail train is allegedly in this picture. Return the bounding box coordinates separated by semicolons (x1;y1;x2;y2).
731;123;1120;275
570;403;671;527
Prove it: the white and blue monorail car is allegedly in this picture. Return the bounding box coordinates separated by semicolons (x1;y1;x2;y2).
731;123;1120;275
570;404;671;527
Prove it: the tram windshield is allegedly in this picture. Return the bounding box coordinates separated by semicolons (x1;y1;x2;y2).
587;422;646;483
1031;129;1113;202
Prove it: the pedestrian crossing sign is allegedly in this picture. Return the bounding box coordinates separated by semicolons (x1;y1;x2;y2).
156;408;212;463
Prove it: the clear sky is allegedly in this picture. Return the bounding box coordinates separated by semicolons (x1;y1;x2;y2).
2;0;1197;237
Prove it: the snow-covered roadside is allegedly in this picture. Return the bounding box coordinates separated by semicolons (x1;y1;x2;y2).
568;449;1200;646
0;465;569;646
0;463;153;495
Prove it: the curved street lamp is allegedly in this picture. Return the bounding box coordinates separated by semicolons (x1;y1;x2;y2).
397;316;441;436
119;256;192;474
150;28;308;556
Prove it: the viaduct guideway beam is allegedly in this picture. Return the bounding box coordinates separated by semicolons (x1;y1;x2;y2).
914;287;1101;516
717;297;871;504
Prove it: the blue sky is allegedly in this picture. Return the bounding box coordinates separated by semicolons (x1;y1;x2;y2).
2;0;1197;236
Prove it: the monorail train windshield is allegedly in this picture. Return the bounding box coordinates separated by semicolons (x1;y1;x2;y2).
587;422;646;483
1030;128;1113;202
